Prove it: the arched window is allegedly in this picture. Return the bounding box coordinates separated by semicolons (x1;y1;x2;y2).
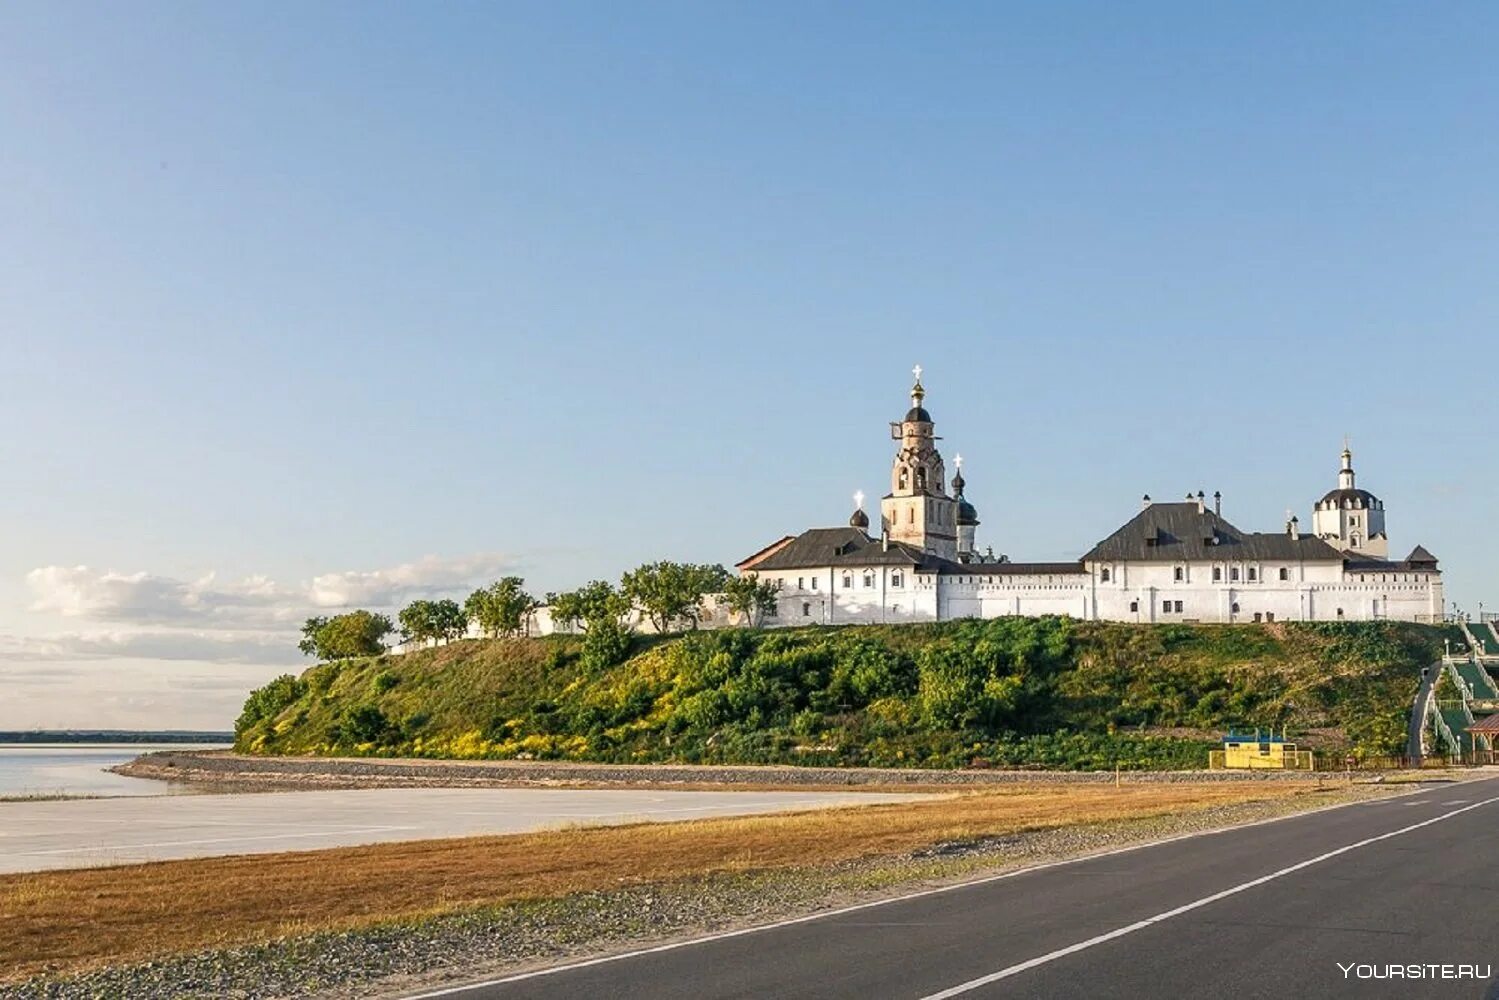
898;468;909;491
1232;602;1240;614
802;602;812;617
916;467;927;491
1230;567;1240;582
1100;567;1111;582
842;573;852;589
892;572;904;588
1351;534;1361;547
862;572;874;588
1336;607;1345;619
1247;568;1257;582
1280;568;1290;581
1213;567;1222;582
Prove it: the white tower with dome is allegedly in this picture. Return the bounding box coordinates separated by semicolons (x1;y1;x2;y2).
1311;444;1389;558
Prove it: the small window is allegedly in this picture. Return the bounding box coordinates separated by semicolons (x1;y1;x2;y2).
842;574;852;589
1230;567;1240;582
1162;600;1172;614
1351;534;1361;547
908;508;915;524
811;577;818;590
1129;600;1139;613
862;572;874;588
1351;516;1359;527
1101;567;1111;582
1174;600;1184;613
1279;568;1290;581
1213;567;1222;582
1232;602;1241;614
1336;607;1345;619
764;603;778;618
892;572;903;588
797;577;805;590
1174;567;1184;582
802;602;811;617
1266;612;1275;622
1248;568;1257;582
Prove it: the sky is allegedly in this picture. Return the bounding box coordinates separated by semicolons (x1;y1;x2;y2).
2;2;1497;730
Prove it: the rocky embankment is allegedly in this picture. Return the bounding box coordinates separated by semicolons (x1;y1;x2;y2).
118;750;1340;790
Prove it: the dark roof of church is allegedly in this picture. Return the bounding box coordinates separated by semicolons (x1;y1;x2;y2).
935;559;1085;576
904;406;932;423
737;527;934;572
1318;487;1381;508
1082;503;1345;563
1344;545;1440;572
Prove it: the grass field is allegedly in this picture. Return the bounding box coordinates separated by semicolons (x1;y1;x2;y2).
0;781;1332;982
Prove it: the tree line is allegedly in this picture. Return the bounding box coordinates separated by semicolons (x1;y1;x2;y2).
295;562;781;661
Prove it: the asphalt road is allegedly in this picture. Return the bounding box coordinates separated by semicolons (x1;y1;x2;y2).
0;787;925;873
411;775;1499;1000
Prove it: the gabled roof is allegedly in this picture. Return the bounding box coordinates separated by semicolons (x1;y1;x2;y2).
1467;714;1499;735
1344;545;1441;574
1082;502;1344;564
737;527;933;572
1406;545;1439;565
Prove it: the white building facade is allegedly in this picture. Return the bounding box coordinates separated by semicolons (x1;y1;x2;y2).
737;370;1444;627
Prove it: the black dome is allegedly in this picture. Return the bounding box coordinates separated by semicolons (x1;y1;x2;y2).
1318;488;1380;509
849;508;870;529
957;499;979;525
905;406;932;422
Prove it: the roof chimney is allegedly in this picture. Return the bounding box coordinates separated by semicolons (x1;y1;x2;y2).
881;528;889;552
1142;493;1152;510
1195;490;1206;514
1213;490;1222;517
1287;514;1300;541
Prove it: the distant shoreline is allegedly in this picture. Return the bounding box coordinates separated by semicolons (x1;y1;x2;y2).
0;731;234;745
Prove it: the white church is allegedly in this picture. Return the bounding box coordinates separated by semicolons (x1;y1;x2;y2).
736;368;1444;626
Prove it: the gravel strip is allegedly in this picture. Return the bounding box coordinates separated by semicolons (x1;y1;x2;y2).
115;750;1342;791
4;782;1422;1000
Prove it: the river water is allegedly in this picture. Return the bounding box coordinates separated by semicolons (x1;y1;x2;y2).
0;744;227;798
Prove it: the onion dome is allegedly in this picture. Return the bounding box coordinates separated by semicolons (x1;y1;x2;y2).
957;498;979;526
905;364;931;422
849;507;870;530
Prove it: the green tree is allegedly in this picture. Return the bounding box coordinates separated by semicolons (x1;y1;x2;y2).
465;577;535;637
621;561;730;632
721;573;781;627
297;611;393;660
235;674;307;737
550;580;631;634
398;599;467;645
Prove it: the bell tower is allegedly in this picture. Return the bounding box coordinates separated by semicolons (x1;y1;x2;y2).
881;365;959;560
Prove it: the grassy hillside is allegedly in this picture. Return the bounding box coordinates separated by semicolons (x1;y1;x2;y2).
236;618;1442;770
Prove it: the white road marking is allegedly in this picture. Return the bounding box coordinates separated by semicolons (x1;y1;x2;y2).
1442;799;1469;805
914;794;1499;999
398;777;1498;1000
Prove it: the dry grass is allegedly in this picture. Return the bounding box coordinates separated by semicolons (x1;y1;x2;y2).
0;781;1324;981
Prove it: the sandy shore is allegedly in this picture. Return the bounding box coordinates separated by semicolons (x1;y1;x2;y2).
115;749;1355;792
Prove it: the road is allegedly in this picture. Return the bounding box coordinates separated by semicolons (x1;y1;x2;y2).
0;787;925;873
410;775;1499;1000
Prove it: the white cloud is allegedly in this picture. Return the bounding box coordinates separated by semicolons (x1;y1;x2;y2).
9;553;520;675
26;553;518;629
306;554;519;608
0;630;300;665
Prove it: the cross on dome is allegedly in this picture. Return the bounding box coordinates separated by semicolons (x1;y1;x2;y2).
954;453;963;469
912;364;922;383
854;490;865;510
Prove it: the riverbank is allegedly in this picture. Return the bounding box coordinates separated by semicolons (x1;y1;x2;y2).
115;749;1353;792
3;778;1375;995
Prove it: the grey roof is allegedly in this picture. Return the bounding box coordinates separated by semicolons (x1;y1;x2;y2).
1345;545;1440;573
936;559;1085;576
904;406;932;423
1082;503;1345;564
1318;487;1381;508
738;527;933;572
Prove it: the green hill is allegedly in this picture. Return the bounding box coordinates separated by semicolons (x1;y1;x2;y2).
236;618;1442;770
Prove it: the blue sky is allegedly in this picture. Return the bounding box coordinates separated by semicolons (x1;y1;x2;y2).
2;3;1496;728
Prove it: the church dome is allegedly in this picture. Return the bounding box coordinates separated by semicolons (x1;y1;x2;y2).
849;507;870;530
904;406;932;423
1318;487;1380;509
957;498;979;526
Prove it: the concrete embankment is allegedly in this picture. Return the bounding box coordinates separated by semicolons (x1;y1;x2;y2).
117;750;1344;790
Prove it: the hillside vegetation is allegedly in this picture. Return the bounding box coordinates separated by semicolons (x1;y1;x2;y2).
236;619;1442;770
